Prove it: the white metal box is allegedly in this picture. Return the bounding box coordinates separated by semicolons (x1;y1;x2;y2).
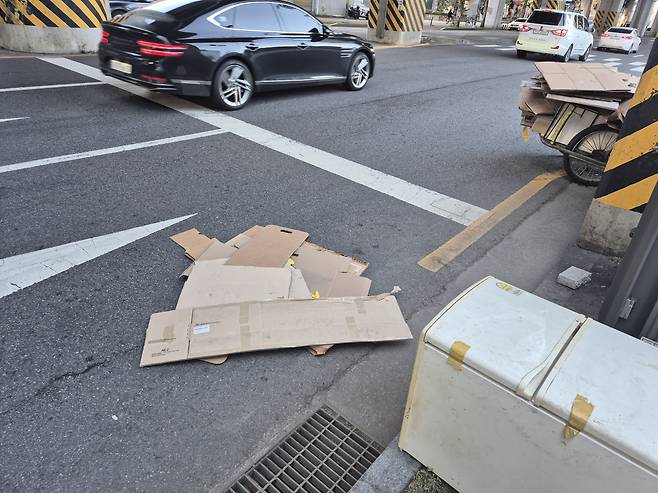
399;277;658;493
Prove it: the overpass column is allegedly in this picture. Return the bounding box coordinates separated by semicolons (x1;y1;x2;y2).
650;4;658;34
630;0;656;31
541;0;566;10
367;0;425;44
483;0;506;28
579;41;658;255
0;0;108;53
581;0;594;18
594;0;625;34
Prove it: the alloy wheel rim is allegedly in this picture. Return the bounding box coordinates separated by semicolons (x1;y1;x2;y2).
219;64;252;107
351;56;370;88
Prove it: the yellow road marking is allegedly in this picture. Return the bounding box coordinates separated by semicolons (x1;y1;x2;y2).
605;122;658;170
599;174;658;210
418;171;565;272
375;43;430;50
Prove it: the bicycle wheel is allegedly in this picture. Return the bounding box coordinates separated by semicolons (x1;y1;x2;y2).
563;124;618;186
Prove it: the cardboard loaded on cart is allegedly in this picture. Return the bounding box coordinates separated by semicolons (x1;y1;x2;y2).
518;62;638;143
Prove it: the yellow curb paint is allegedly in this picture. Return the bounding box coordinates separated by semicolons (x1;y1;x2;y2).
599;174;658;210
604;122;658;171
418;170;565;272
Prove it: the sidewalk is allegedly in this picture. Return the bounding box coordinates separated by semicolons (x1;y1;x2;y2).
349;178;623;492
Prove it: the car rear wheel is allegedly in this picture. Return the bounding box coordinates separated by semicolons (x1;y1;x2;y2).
345;52;370;91
579;45;591;61
560;45;573;62
516;50;527;58
212;60;254;111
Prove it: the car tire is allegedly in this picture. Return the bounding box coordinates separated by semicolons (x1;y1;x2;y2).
516;50;527;58
344;52;371;91
560;45;573;62
579;45;591;61
211;59;254;111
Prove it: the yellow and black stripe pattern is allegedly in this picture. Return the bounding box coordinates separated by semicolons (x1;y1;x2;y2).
544;0;564;10
594;9;619;34
0;0;108;28
595;43;658;213
367;0;425;32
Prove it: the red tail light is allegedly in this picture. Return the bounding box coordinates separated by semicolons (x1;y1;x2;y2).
142;75;168;83
601;32;609;37
101;30;109;44
622;35;632;39
551;28;568;37
519;24;530;32
137;40;188;57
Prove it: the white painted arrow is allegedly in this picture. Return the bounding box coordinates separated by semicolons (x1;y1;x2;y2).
0;117;29;123
0;214;195;299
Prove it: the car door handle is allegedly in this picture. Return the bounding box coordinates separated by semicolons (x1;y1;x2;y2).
246;43;258;51
297;42;309;49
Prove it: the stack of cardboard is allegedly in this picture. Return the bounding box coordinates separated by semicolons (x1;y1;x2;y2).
519;62;638;143
140;225;412;367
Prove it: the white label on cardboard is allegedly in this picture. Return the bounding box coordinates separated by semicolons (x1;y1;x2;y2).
193;324;210;335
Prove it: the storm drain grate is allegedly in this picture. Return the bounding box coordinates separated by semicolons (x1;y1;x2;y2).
227;406;383;493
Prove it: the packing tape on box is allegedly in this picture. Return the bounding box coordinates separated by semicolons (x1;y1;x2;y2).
447;341;470;370
563;394;594;441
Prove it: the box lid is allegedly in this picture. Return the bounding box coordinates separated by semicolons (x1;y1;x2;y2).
424;277;585;398
534;318;658;471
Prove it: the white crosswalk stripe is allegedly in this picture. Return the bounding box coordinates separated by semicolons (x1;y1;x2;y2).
633;54;644;58
629;61;646;66
603;57;621;61
605;62;621;67
496;47;516;51
631;66;646;72
474;44;501;48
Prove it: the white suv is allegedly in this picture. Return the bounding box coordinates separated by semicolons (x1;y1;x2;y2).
516;9;593;62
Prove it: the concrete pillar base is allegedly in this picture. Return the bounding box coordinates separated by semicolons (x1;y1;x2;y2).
578;200;642;256
0;24;101;54
366;28;422;45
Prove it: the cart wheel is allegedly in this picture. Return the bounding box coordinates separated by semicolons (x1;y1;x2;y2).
563;124;618;186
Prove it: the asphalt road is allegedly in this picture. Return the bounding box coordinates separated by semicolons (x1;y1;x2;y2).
0;36;653;492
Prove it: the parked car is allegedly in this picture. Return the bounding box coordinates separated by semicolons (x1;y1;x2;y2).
597;26;641;53
507;18;527;30
516;9;593;62
347;0;369;19
109;0;153;17
99;0;375;110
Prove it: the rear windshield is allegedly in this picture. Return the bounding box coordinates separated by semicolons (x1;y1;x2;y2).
117;0;218;31
608;27;632;33
527;11;564;26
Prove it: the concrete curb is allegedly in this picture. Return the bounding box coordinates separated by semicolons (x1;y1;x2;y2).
352;434;421;493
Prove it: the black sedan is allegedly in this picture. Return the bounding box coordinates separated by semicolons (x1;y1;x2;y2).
99;0;375;110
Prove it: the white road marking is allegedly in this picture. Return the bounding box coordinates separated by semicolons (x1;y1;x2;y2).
633;54;644;58
0;129;227;174
605;62;621;67
0;81;104;93
603;57;621;61
631;66;646;72
496;47;516;51
629;61;646;66
0;117;28;123
474;44;501;48
41;57;488;226
0;214;195;298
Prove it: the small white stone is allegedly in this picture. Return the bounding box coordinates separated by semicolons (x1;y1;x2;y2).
111;415;118;421
557;266;592;290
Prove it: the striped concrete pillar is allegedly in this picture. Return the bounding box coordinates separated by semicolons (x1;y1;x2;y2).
367;0;425;44
593;0;625;35
541;0;566;10
579;41;658;256
0;0;108;53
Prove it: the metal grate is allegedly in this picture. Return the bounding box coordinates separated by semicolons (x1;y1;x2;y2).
227;406;383;493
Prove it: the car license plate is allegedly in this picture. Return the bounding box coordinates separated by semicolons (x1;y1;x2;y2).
532;29;548;35
110;59;132;74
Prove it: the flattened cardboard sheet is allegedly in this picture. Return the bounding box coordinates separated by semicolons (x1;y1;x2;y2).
176;263;293;309
140;295;412;366
170;229;214;260
225;225;308;267
535;62;633;93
